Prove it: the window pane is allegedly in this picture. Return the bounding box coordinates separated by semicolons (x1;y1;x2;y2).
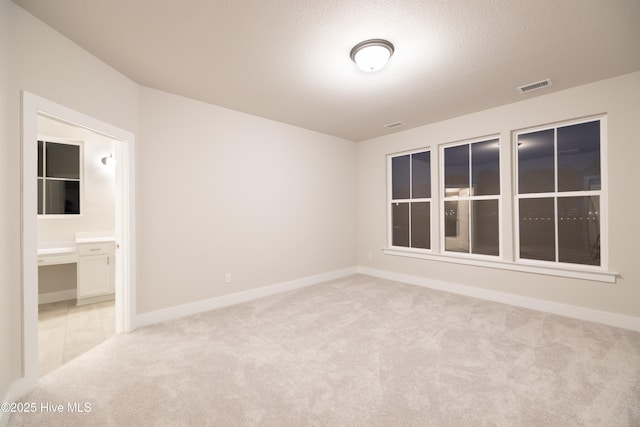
472;199;499;256
557;121;600;192
37;178;43;215
472;139;500;196
558;196;600;265
392;155;410;199
46;180;80;214
519;198;555;261
46;142;80;179
518;129;554;194
37;140;43;177
411;151;431;198
445;145;469;197
444;200;469;253
411;202;430;249
392;203;409;247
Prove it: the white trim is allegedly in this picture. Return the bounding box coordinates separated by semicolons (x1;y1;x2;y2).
1;379;23;427
598;117;608;269
382;248;617;283
357;266;640;331
386;154;394;248
38;289;76;304
136;267;357;328
20;93;40;395
21;92;137;398
0;374;42;427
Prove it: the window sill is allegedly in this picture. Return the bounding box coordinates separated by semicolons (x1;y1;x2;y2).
382;248;618;283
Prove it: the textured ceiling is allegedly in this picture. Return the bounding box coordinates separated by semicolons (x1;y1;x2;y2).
12;0;640;141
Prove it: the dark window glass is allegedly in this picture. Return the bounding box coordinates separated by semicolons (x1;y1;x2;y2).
391;151;431;249
445;145;469;197
557;121;601;192
558;196;600;265
412;151;431;198
411;202;430;249
392;202;409;247
472;199;499;256
518;129;554;194
444;200;469;253
392;155;410;199
46;142;80;179
519;198;555;261
37;179;43;215
45;180;80;214
472;139;500;196
37;140;44;177
38;141;81;215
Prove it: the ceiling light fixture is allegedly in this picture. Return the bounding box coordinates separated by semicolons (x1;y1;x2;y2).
350;39;394;73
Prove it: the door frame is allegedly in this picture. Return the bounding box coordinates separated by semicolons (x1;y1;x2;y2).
20;91;136;392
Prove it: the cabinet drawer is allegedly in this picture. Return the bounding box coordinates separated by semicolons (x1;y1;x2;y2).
77;242;114;256
38;252;78;266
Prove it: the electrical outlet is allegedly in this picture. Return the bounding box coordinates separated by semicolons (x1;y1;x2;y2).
367;252;373;260
225;273;232;283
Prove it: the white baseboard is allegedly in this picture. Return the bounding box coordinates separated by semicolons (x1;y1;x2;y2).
77;293;114;306
1;376;36;427
358;266;640;332
38;289;76;305
135;265;640;332
135;267;358;328
0;386;11;427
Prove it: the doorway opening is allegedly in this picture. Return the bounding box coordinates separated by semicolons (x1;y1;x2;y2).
37;115;120;376
20;92;136;392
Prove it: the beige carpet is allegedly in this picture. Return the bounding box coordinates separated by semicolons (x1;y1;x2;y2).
9;274;640;426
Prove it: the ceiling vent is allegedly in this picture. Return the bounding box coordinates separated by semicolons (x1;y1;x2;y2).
384;121;405;129
517;78;552;94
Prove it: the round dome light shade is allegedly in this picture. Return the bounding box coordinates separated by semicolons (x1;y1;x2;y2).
350;39;394;73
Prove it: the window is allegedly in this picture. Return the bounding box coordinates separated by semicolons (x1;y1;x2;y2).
389;150;431;249
384;115;610;282
516;118;603;266
38;140;81;215
442;137;500;256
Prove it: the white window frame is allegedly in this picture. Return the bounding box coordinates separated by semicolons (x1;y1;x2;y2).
439;135;502;259
513;115;607;270
387;148;432;252
37;136;84;218
383;115;616;283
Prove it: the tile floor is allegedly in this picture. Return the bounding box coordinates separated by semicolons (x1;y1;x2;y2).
38;299;115;377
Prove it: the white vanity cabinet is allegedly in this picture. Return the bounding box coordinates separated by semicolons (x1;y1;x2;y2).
37;246;78;266
76;240;115;304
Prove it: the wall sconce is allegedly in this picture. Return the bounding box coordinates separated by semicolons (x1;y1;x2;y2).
101;153;114;166
350;39;394;73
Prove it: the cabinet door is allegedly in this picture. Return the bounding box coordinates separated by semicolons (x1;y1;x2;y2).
77;254;113;298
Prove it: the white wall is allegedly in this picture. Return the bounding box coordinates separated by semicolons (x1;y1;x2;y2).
38;264;76;294
0;0;16;407
3;0;139;409
357;71;640;318
37;115;116;243
4;0;638;413
137;87;357;313
3;1;357;406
